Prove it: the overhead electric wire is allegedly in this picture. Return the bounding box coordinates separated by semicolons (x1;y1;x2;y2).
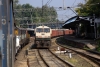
45;0;52;6
60;0;84;21
71;0;76;7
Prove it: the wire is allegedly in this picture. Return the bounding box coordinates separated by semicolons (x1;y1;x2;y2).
62;9;69;15
72;0;76;7
45;0;52;6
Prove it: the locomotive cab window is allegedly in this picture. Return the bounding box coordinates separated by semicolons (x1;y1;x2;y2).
36;28;43;32
44;28;50;32
36;28;50;33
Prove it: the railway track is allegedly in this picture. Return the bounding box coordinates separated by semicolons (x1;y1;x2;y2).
55;37;100;67
38;49;74;67
73;48;100;65
20;37;100;67
86;49;100;56
15;37;100;67
27;49;47;67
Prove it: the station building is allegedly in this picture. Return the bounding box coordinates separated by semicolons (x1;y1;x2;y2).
62;16;100;39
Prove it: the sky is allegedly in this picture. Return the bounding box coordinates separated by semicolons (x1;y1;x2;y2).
19;0;85;21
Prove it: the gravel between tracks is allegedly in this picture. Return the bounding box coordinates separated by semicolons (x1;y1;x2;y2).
14;37;34;67
50;38;98;67
28;49;46;67
14;37;99;67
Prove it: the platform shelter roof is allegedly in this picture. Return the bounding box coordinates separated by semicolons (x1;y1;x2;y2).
62;16;90;29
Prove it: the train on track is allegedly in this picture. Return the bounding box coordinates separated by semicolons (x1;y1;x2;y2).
34;25;52;48
1;24;74;61
0;1;73;67
34;25;74;48
14;27;34;56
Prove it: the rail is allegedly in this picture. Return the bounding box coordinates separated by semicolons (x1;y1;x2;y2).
37;49;50;67
48;49;75;67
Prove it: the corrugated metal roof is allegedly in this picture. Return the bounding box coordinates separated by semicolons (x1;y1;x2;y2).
62;16;90;29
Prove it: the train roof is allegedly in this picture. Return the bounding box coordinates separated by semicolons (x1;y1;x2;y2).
15;27;34;31
35;25;51;28
26;28;34;31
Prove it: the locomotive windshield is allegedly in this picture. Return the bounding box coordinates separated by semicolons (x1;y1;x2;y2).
36;28;43;32
44;28;50;32
36;28;50;32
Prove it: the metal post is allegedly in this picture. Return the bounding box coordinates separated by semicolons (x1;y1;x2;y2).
42;0;43;17
42;0;43;23
31;14;32;23
69;53;72;58
30;9;33;23
63;0;64;9
93;14;96;39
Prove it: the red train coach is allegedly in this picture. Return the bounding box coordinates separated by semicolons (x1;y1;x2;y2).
51;29;74;38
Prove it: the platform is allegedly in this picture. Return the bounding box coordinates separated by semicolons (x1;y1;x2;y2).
64;35;97;50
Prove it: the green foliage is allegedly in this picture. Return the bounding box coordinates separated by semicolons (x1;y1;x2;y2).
13;2;57;26
13;0;19;8
76;0;100;17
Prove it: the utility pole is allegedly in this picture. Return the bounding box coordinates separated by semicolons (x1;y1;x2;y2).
31;9;33;23
42;0;43;25
63;0;65;10
42;0;43;17
93;14;96;39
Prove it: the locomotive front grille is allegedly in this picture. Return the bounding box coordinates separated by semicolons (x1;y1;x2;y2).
35;38;51;41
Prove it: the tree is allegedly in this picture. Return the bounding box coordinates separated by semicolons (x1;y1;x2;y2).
75;0;100;17
13;0;19;8
14;3;57;25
